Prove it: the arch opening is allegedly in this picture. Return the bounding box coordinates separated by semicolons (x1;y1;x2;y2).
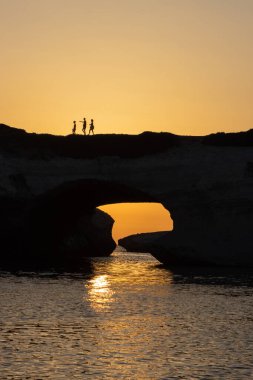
98;202;173;243
12;178;175;270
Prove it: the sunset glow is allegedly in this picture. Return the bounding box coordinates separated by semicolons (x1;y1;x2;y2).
99;203;173;242
1;0;253;136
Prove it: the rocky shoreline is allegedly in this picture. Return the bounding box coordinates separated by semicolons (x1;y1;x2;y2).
1;124;253;270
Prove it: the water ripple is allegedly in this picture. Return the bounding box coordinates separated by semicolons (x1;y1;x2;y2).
0;251;252;379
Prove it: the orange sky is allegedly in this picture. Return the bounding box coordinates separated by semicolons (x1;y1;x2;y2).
1;0;253;136
99;203;173;242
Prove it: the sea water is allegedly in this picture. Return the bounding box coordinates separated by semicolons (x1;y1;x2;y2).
0;249;253;379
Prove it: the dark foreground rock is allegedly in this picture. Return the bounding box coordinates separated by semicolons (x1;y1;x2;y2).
0;204;115;271
119;232;222;267
0;124;179;159
58;209;116;259
119;232;168;255
1;124;253;269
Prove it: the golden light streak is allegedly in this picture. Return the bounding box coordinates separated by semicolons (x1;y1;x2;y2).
86;275;114;311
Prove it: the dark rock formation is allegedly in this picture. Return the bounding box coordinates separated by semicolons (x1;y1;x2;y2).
59;209;116;257
119;232;168;254
1;124;253;269
202;129;253;146
0;201;115;271
0;124;179;159
119;232;221;267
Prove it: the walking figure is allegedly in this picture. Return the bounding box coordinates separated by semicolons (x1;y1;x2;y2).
72;120;76;134
89;119;95;135
79;117;86;135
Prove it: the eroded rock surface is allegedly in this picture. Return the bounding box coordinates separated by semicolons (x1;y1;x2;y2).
1;124;253;269
0;204;115;271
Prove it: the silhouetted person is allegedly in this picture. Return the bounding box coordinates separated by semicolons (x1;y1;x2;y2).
72;121;77;134
79;117;86;135
89;119;95;135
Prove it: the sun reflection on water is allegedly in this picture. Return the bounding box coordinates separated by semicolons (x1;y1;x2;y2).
85;251;173;312
86;274;114;310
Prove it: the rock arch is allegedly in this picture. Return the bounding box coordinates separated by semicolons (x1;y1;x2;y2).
1;125;253;269
2;179;166;270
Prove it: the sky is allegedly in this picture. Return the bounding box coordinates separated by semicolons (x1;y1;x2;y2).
1;0;253;136
99;203;173;242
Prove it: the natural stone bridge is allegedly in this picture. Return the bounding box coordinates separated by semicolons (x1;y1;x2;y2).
0;124;253;270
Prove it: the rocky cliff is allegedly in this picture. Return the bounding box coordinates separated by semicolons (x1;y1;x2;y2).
0;124;253;269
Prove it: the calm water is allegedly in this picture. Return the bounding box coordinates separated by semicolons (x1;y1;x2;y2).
0;249;253;380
